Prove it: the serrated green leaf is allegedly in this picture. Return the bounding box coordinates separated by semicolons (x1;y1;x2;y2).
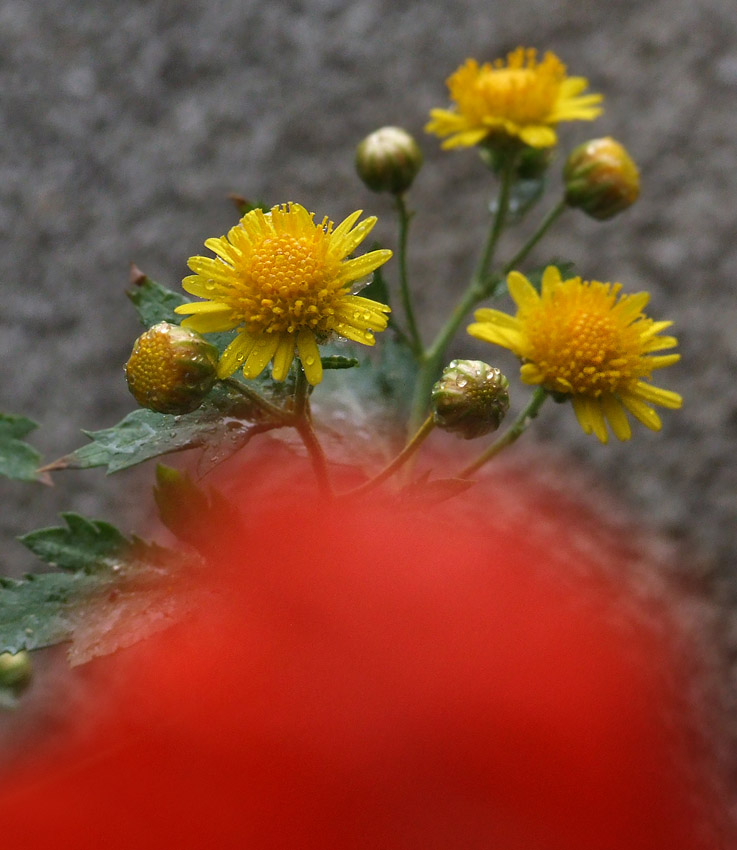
0;554;199;665
0;414;43;481
127;275;188;327
47;382;283;475
19;513;128;572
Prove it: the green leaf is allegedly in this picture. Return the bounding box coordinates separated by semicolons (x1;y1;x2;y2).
312;329;419;468
46;382;283;475
1;514;204;665
0;414;43;482
18;513;129;572
127;274;188;327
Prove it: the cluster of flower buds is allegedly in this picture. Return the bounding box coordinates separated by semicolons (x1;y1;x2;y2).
431;360;510;440
125;322;219;415
355;126;424;195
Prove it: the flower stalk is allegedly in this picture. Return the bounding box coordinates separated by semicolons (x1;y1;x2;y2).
459;388;548;478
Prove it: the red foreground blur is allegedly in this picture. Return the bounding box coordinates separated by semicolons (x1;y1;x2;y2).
0;463;727;849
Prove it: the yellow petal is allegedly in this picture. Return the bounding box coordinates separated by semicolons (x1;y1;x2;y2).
329;215;377;260
601;394;632;441
271;334;296;382
466;322;525;352
334;322;377;346
587;399;610;444
217;332;256;379
296;329;322;385
647;353;681;370
571;396;594;435
242;333;280;380
541;265;562;296
337;250;393;284
619;394;662;432
632;382;682;410
518;125;557;148
506;271;540;310
175;300;232;315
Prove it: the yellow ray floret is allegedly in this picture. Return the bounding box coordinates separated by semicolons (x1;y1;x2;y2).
426;48;603;150
175;203;392;386
467;266;682;443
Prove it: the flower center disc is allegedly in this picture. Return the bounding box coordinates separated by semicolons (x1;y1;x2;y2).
526;306;640;396
228;233;343;336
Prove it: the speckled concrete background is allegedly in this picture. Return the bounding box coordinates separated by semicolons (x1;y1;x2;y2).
1;0;736;802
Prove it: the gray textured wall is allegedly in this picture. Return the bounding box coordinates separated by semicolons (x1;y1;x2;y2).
1;0;735;589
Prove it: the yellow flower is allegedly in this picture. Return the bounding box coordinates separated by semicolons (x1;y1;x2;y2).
467;267;682;443
426;48;603;150
175;203;392;386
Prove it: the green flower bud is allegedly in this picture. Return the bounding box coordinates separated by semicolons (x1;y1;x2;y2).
125;322;218;415
431;360;510;440
564;137;640;220
355;127;423;194
0;650;32;692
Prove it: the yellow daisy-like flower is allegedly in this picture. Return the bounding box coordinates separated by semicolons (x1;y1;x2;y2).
426;48;603;150
175;203;392;386
467;267;682;443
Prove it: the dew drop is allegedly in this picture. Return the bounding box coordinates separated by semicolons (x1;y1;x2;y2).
353;312;361;320
457;379;468;387
304;356;315;366
362;312;371;321
236;353;245;362
205;281;216;291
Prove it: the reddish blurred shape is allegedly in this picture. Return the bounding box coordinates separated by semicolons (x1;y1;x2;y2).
0;469;726;849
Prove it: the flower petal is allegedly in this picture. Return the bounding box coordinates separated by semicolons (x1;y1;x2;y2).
271;333;296;382
242;333;280;380
217;332;256;379
506;271;540;310
337;250;393;284
619;393;662;432
632;382;682;410
296;330;323;385
601;394;632;442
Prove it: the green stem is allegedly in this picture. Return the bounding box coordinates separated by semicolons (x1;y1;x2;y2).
293;366;332;497
459;388;548;478
395;193;423;357
341;414;436;498
222;378;293;424
408;154;518;433
480;198;568;297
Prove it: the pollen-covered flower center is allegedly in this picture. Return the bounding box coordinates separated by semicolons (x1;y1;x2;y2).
226;233;344;336
525;306;642;396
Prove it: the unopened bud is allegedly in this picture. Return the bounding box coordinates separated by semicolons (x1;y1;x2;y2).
431;360;510;440
355;127;423;194
125;322;218;415
564;137;640;220
0;650;32;692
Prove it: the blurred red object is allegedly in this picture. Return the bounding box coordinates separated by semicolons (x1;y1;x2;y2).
0;467;726;849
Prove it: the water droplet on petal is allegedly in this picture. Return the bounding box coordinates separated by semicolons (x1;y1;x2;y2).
305;356;315;366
